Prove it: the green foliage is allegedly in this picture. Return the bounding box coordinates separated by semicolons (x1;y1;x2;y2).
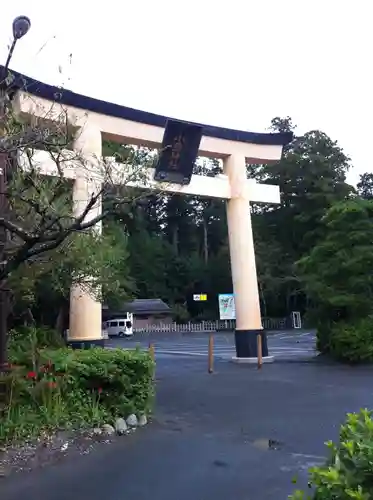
38;347;155;417
298;199;373;316
172;303;190;323
8;325;64;367
1;328;154;444
10;223;134;327
297;199;373;355
290;409;373;499
357;173;373;200
128;230;202;305
248;121;353;318
328;318;373;363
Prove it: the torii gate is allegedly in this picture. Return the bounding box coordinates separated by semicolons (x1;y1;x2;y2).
12;70;291;362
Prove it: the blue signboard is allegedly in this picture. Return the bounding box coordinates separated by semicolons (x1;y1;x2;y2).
218;294;236;320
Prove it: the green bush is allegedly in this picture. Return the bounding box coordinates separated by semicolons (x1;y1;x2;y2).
328;317;373;363
38;347;155;417
2;339;154;444
8;325;64;366
290;409;373;499
316;322;332;354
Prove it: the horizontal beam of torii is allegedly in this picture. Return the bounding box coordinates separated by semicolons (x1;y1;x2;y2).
9;67;291;362
21;150;280;203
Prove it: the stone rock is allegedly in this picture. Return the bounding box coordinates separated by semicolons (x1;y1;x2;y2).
115;418;128;435
126;414;138;427
60;442;69;452
138;414;148;427
92;427;102;436
102;424;115;435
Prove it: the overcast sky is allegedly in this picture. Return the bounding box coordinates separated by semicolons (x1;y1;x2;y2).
1;1;371;186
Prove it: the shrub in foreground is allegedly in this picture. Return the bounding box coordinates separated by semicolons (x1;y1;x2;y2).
1;345;154;444
291;409;373;499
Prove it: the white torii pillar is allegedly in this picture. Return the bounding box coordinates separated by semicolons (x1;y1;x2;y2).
224;154;271;362
68;124;104;348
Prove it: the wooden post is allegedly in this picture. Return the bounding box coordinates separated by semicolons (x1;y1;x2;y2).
208;334;214;373
148;342;155;380
148;342;155;361
257;333;263;369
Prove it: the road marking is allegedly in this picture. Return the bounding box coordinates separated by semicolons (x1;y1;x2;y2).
291;453;325;460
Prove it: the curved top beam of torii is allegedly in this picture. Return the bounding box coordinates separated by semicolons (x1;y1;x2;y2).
4;66;292;204
4;67;292;147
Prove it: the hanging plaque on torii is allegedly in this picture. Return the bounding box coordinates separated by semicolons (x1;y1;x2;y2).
154;119;203;185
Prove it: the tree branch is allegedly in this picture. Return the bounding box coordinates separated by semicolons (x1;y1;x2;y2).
0;128;52;153
0;217;32;241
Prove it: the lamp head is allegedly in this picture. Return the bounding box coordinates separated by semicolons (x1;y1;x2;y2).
12;16;31;40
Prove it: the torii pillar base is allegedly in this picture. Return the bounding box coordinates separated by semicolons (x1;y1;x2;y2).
67;339;105;350
232;330;274;363
235;329;269;356
232;355;275;364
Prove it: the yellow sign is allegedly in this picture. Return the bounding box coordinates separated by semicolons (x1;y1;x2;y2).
193;294;207;301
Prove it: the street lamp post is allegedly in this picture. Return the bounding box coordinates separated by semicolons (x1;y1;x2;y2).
0;16;31;383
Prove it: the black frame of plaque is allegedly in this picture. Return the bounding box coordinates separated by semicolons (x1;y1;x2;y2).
154;119;203;185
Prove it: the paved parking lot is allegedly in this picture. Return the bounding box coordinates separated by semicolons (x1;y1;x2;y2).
107;330;317;361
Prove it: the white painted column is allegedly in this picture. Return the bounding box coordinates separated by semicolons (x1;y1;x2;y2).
224;154;270;360
68;123;103;346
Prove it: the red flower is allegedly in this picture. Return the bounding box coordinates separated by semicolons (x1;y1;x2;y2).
97;387;103;394
26;371;37;379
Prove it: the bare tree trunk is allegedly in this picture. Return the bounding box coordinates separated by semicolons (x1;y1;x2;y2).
24;307;35;326
259;281;267;317
172;226;178;255
202;218;209;264
55;305;65;334
286;289;291;314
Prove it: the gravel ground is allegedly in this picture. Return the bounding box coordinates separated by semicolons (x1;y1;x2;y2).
0;428;123;478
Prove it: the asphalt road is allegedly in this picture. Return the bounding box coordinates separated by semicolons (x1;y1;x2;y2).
4;333;372;500
107;330;317;361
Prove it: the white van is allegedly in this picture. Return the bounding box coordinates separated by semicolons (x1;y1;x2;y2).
104;314;134;337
